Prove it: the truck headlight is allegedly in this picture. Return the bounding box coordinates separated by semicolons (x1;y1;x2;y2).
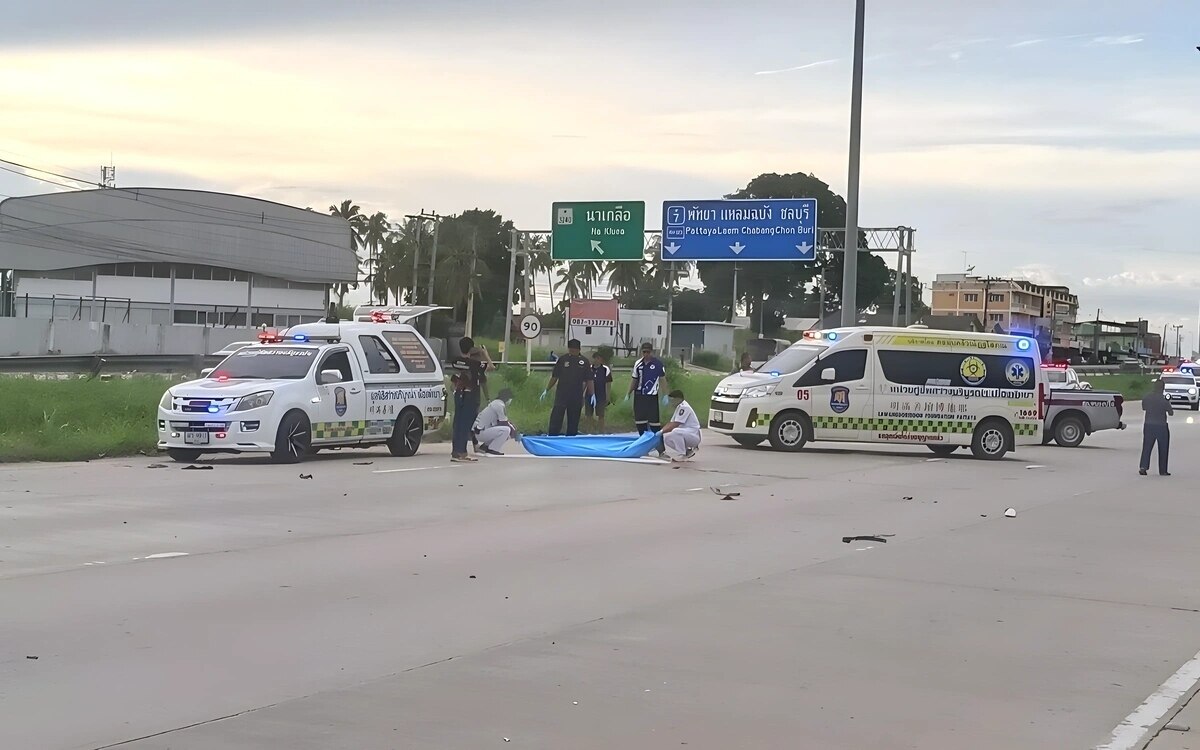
741;382;780;399
234;391;274;411
1189;387;1197;395
159;391;173;410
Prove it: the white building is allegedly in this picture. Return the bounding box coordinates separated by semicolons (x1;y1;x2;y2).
0;188;356;328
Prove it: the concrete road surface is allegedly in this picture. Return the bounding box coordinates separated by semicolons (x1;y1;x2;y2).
2;414;1199;750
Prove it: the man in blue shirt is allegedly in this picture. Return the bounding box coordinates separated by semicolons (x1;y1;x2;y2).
628;342;668;435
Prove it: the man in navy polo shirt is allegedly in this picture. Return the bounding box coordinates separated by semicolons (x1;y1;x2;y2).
628;342;668;435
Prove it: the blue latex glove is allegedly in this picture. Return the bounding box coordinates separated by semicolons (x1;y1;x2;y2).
589;394;597;408
539;389;548;402
661;394;669;406
623;392;631;403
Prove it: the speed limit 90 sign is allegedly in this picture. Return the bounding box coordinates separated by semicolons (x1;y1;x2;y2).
518;313;542;340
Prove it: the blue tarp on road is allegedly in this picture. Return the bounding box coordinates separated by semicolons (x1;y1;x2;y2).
520;431;660;459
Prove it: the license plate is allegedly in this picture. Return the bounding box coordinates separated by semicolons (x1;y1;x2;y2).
184;431;210;445
711;410;724;422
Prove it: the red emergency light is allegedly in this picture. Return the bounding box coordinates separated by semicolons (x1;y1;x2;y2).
370;311;388;323
257;329;284;343
1042;362;1069;370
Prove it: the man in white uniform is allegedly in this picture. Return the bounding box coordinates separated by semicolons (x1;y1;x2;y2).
659;389;701;461
473;388;518;456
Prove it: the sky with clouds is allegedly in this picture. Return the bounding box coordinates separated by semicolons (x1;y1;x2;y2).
1;0;1197;351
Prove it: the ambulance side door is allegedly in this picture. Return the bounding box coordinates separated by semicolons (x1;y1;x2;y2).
795;348;872;441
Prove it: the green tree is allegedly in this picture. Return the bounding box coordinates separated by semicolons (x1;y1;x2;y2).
606;258;646;301
328;200;368;305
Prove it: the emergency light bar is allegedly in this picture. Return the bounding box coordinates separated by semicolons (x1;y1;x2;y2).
257;329;284;343
802;330;839;341
1042;362;1069;370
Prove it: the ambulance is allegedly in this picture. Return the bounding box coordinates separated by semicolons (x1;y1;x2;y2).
708;326;1045;460
156;308;447;463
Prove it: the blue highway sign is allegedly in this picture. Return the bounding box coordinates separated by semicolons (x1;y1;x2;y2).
661;199;818;262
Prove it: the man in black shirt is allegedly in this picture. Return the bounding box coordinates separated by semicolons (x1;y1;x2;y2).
450;336;487;462
543;338;593;436
1140;378;1174;476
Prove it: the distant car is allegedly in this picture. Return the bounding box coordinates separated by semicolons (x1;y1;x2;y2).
1041;363;1091;390
1159;370;1200;411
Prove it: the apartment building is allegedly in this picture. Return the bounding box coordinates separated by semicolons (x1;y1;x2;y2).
930;274;1080;349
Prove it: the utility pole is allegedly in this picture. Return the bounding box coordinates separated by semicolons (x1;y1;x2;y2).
1171;324;1184;358
424;214;441;337
724;262;734;321
465;229;478;338
1093;309;1102;364
839;0;866;327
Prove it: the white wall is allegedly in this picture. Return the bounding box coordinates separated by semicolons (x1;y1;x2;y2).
15;277;92;298
0;319;260;357
251;286;325;310
622;309;668;352
95;276;172;303
174;279;250;307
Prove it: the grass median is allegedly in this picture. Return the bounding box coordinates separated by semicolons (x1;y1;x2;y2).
0;367;723;463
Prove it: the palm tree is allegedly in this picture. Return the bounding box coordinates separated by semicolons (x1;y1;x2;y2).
576;260;604;298
606;259;645;301
361;212;390;303
328;200;368;305
554;263;589;305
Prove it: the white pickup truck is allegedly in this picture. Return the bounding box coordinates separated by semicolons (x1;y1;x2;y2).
1042;385;1125;448
157;315;446;463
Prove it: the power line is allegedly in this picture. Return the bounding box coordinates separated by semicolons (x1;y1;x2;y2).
0;157;96;189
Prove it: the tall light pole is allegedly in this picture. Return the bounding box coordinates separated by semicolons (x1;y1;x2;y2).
839;0;867;327
1171;324;1184;358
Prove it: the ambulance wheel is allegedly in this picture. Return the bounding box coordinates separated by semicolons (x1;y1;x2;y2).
733;436;764;448
388;408;423;457
272;411;311;464
971;418;1012;460
927;445;958;457
768;411;810;452
167;448;203;463
1052;414;1086;448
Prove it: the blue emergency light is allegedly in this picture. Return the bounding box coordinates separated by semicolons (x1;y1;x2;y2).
291;334;308;342
1016;338;1032;351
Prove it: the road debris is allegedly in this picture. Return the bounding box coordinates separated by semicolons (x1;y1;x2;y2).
181;465;212;471
1165;723;1191;732
353;461;374;466
1004;508;1017;518
842;534;894;544
299;474;313;480
26;655;38;660
711;487;741;501
146;464;167;469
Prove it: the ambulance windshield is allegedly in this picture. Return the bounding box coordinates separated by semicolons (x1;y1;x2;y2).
757;344;826;376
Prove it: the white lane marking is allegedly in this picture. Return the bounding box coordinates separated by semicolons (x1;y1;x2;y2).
144;552;189;560
490;455;665;465
373;465;454;475
1095;648;1200;750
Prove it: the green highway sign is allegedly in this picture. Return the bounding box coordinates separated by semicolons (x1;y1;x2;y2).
551;201;646;261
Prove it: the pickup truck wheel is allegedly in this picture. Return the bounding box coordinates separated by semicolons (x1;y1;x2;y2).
768;411;810;452
388;409;423;457
167;448;203;463
272;412;311;464
971;418;1012;460
927;445;958;457
1053;415;1085;448
733;436;764;448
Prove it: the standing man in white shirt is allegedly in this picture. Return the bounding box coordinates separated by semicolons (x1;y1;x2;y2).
659;389;701;461
473;388;518;456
